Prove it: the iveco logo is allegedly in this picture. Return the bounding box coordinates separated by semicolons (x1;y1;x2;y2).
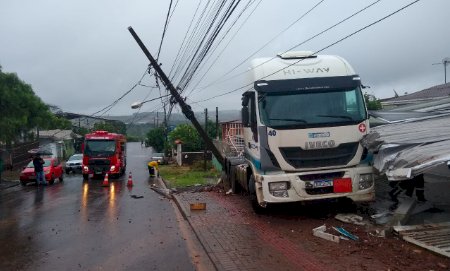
304;140;336;150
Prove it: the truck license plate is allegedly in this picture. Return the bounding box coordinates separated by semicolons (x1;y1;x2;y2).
314;180;333;188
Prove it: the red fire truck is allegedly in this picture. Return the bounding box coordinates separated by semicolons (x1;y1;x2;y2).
82;130;126;180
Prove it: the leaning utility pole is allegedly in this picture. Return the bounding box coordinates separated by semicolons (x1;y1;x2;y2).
128;26;225;167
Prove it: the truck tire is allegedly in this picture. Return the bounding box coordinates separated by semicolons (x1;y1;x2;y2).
249;174;267;214
83;174;89;181
231;168;240;194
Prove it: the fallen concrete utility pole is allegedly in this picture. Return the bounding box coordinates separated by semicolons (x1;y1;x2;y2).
128;26;225;167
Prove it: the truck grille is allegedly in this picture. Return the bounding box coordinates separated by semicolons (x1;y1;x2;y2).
88;159;111;174
88;159;111;166
280;142;359;168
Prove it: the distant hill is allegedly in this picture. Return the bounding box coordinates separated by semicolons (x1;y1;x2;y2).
105;109;240;125
105;110;240;138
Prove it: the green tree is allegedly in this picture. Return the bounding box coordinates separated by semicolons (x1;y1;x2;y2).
364;93;382;110
168;120;218;152
93;120;126;134
146;127;165;152
168;124;202;152
0;66;70;143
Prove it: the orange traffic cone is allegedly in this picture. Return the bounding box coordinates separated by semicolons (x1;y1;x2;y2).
102;173;110;187
127;172;133;187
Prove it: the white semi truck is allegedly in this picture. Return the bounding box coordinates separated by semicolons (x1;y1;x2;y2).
225;51;375;211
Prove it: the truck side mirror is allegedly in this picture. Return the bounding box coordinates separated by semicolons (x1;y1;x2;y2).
242;106;249;127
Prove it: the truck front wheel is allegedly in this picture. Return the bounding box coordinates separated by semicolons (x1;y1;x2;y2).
249;175;267;214
83;174;89;181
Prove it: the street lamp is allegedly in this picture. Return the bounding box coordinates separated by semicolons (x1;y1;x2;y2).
130;94;171;109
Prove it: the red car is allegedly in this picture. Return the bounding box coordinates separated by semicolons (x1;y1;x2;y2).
20;157;64;186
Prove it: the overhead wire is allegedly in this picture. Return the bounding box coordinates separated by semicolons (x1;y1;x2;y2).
191;0;385;96
174;0;227;86
170;0;220;82
177;0;242;91
184;0;261;98
156;0;174;61
167;0;243;122
208;0;383;89
191;0;421;104
168;0;203;80
89;66;150;118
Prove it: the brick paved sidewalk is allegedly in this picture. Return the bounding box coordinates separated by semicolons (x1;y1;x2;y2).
173;191;330;271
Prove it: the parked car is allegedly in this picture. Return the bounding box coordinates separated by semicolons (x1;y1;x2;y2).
65;153;83;174
150;152;168;165
20;157;64;185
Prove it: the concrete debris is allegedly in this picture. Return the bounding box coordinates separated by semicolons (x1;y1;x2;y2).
151;187;173;199
370;211;391;219
335;213;366;225
369;229;386;238
225;188;233;195
312;225;340;243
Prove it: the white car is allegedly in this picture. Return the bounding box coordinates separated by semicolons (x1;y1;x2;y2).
150;152;167;165
65;154;83;174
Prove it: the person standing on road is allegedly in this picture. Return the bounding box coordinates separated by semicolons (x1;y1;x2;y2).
33;154;47;186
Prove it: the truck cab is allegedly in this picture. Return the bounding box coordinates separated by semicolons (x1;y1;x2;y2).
238;51;375;209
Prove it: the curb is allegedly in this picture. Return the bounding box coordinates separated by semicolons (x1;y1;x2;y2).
159;176;218;271
0;180;20;190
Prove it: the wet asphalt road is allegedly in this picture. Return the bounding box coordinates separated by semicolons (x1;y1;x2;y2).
0;143;196;270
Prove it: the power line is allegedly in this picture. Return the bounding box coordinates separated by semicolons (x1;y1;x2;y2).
191;0;382;94
157;0;174;60
184;0;262;98
192;0;421;104
179;1;243;90
168;0;202;79
90;67;150;117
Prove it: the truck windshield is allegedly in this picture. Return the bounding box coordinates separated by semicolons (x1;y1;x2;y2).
258;87;366;129
84;140;116;156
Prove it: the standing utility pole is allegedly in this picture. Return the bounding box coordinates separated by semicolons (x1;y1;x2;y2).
215;107;219;140
433;57;450;84
128;27;225;167
204;108;208;171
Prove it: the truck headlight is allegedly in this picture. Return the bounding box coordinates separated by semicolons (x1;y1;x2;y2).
269;181;290;197
83;166;89;171
110;165;116;172
359;174;374;190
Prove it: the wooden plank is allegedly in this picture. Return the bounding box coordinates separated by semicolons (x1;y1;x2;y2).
393;222;450;233
402;236;450;258
190;202;206;210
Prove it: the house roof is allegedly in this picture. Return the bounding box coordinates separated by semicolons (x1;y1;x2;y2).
39;130;81;141
382;82;450;103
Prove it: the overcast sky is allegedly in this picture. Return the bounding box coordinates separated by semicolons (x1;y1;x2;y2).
1;0;449;116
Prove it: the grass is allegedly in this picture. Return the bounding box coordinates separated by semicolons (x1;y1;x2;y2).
158;163;220;188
